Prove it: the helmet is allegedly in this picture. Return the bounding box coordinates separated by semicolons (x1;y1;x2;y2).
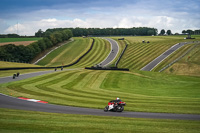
116;97;120;100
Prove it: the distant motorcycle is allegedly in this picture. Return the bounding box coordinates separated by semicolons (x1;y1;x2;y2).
104;100;126;112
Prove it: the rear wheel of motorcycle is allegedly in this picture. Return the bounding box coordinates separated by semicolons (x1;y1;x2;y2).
118;106;124;112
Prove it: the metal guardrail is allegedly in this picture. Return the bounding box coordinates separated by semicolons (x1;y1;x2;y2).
115;43;128;67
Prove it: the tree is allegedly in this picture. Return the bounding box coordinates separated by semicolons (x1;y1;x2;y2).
186;29;194;35
147;30;155;35
160;29;165;35
43;37;53;48
44;31;52;38
194;30;200;35
166;30;172;35
182;30;186;34
31;42;41;55
37;39;46;51
35;29;44;37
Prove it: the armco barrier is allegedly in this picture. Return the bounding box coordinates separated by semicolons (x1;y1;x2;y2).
115;43;128;67
0;38;95;71
85;67;129;71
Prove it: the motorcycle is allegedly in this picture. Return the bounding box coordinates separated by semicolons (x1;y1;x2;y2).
104;100;126;112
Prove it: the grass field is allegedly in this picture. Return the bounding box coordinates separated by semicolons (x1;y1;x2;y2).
114;35;199;71
0;108;199;133
152;43;195;72
0;35;200;132
0;37;41;43
71;37;111;68
164;43;200;76
0;61;41;68
0;69;199;114
36;37;92;67
36;37;111;68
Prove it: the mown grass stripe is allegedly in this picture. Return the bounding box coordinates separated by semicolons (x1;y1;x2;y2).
73;38;110;67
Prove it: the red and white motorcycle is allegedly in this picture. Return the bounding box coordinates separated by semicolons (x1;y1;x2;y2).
104;99;126;112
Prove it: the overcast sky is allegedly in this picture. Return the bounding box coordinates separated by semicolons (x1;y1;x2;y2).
0;0;199;35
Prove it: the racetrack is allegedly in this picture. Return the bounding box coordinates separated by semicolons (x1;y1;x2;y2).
141;42;195;71
0;93;199;120
97;38;119;67
0;39;200;120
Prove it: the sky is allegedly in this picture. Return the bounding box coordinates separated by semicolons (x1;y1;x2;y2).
0;0;200;35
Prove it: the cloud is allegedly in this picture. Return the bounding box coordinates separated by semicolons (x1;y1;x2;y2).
3;15;195;36
0;19;9;34
2;0;200;35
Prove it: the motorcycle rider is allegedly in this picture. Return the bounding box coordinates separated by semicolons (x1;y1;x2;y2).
114;97;121;106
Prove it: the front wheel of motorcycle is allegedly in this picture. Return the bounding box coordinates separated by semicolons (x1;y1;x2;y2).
104;106;108;112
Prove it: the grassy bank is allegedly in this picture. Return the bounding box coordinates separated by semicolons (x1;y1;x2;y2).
72;37;111;68
0;69;199;114
164;44;200;76
0;61;41;68
36;37;92;67
0;108;199;133
114;35;199;71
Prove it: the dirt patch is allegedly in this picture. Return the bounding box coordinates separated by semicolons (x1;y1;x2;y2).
0;41;36;46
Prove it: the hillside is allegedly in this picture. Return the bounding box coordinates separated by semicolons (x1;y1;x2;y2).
70;37;111;68
113;35;200;75
36;37;92;66
164;43;200;76
0;35;199;133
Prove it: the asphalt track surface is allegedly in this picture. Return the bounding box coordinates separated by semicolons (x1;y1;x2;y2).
1;93;200;120
98;38;119;67
141;42;193;71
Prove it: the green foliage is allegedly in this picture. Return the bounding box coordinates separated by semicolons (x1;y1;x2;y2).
160;29;165;35
35;29;44;37
37;39;46;51
167;30;172;35
43;37;53;48
45;27;158;37
31;42;41;55
0;34;19;38
182;29;200;35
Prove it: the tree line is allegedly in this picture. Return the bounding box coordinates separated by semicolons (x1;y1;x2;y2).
0;34;36;38
36;27;158;37
182;29;200;35
0;29;72;63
